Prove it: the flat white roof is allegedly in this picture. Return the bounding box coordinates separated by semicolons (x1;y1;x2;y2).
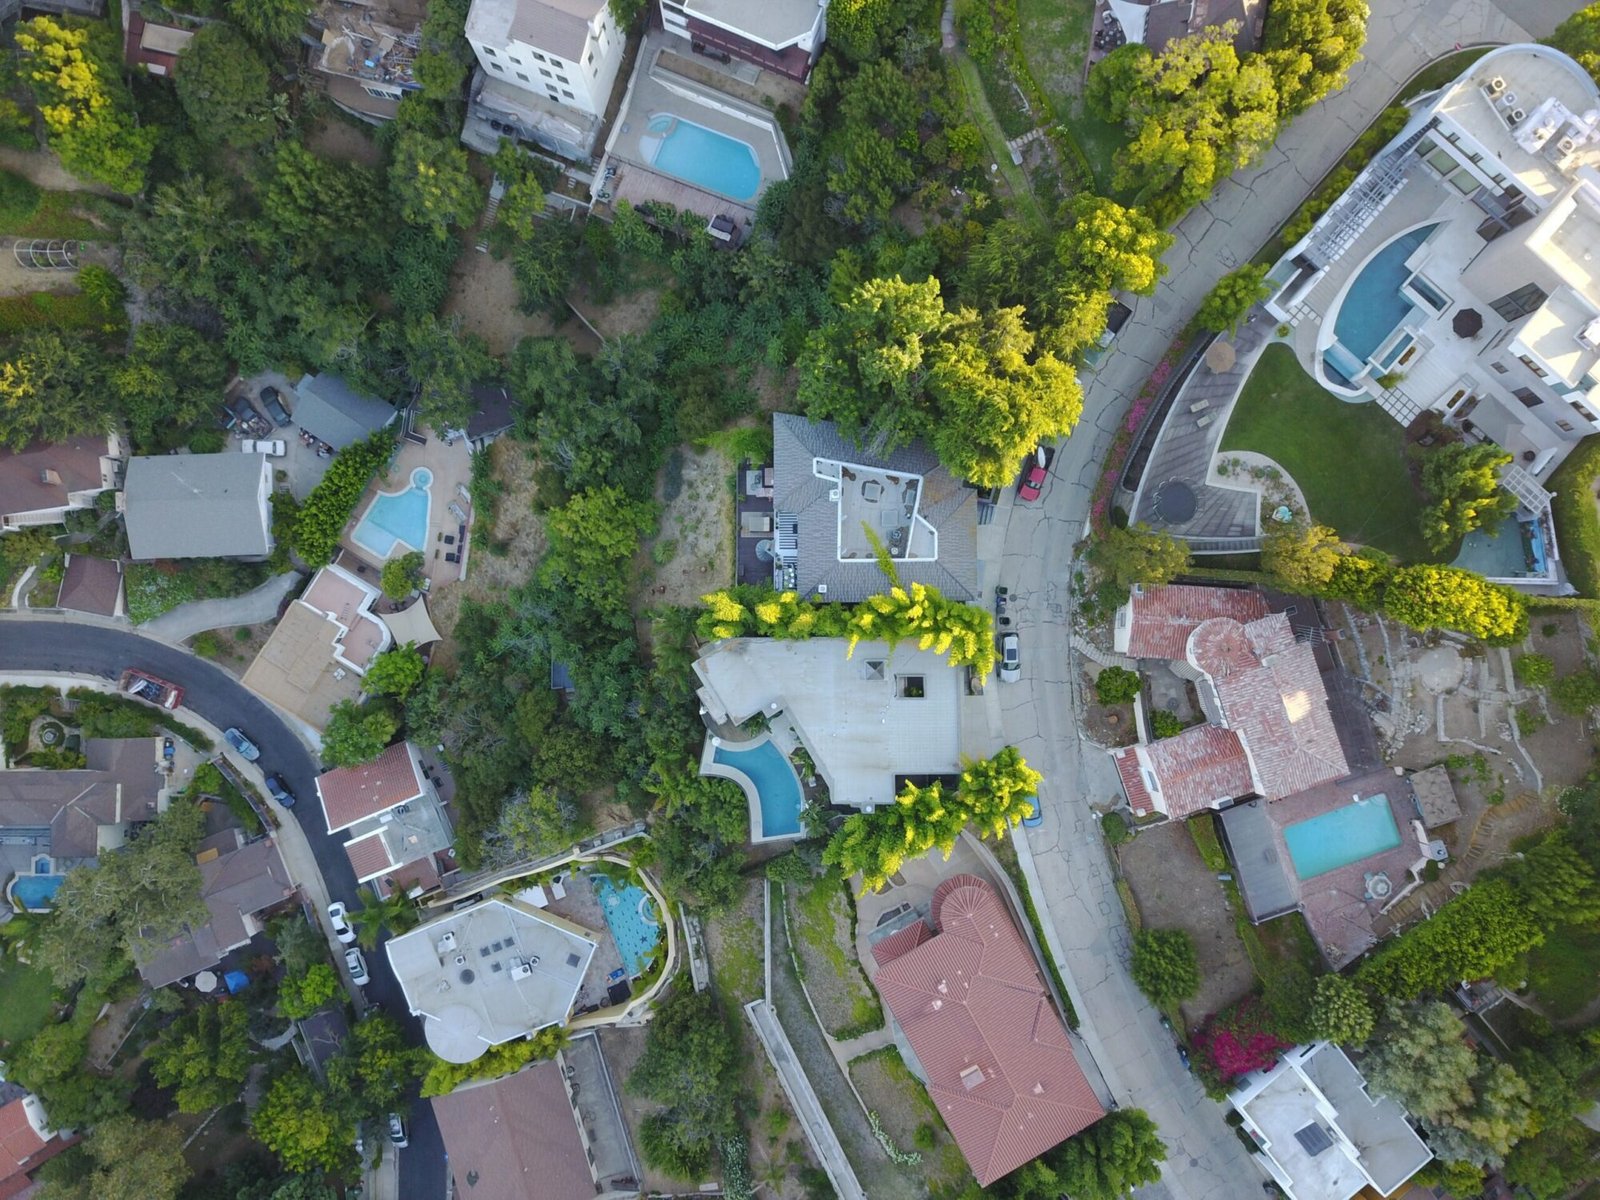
385;898;598;1062
694;638;963;808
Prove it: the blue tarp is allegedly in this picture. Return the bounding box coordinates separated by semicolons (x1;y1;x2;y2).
223;970;251;994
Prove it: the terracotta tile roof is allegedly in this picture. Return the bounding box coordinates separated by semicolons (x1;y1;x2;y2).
1112;746;1154;816
316;742;422;832
1140;725;1257;819
429;1060;594;1200
873;875;1104;1185
344;831;397;882
375;853;442;899
871;921;932;967
1196;614;1349;801
0;1100;47;1177
1122;585;1270;659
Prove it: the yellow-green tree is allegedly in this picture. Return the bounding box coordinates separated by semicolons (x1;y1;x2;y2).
14;18;156;194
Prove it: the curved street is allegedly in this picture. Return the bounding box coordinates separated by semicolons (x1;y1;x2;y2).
0;618;447;1200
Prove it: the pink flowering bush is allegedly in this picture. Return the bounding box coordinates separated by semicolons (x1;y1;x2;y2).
1191;997;1293;1098
1087;336;1192;536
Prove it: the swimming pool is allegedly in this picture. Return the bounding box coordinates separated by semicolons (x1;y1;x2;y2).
1453;515;1546;579
642;113;761;201
1331;225;1437;365
351;467;432;560
8;870;64;911
1283;795;1402;880
713;738;803;839
593;875;661;978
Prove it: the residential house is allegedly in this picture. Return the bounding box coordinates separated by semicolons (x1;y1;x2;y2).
0;434;119;530
242;565;391;732
429;1033;640;1199
656;0;830;81
1107;0;1266;55
304;0;425;124
123;2;195;74
466;0;625;118
1229;1043;1432;1200
122;453;273;561
0;1088;72;1200
770;413;979;603
54;555;123;618
0;0;103;17
294;1005;350;1082
315;741;452;898
134;828;296;989
0;738;164;866
1264;45;1600;556
870;875;1104;1186
1109;585;1350;820
293;372;397;451
385;896;599;1063
449;381;517;450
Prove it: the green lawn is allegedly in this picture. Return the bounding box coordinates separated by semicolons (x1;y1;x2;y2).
0;956;57;1046
1525;923;1600;1020
1016;0;1128;194
1220;344;1433;563
952;55;1044;228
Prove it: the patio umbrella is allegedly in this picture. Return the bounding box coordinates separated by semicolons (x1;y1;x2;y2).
1204;340;1236;372
1452;308;1484;338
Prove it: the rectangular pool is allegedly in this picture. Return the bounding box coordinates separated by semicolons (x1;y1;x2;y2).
642;113;761;201
1283;795;1402;880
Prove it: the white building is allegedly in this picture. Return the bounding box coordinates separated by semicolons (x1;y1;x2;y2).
1267;45;1600;484
465;0;625;117
657;0;829;82
1229;1043;1432;1200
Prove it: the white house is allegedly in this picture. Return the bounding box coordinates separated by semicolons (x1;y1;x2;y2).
657;0;829;82
465;0;625;118
1229;1043;1432;1200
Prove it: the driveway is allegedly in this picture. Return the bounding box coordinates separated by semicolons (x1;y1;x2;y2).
0;617;447;1200
1001;1;1547;1196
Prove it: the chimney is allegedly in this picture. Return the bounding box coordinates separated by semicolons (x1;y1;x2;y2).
40;468;60;486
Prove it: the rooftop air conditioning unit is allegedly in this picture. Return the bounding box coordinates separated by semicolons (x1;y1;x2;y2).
511;960;533;980
1510;109;1527;125
828;488;840;501
1558;136;1579;156
1488;76;1507;94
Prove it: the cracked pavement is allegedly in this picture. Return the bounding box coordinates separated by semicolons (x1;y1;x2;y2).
999;1;1560;1195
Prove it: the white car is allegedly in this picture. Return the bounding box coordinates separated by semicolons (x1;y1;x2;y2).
999;632;1021;683
327;902;357;945
344;947;370;987
387;1112;409;1148
242;439;286;457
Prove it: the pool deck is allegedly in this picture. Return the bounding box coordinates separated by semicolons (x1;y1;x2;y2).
596;30;791;225
337;434;475;591
1266;767;1426;969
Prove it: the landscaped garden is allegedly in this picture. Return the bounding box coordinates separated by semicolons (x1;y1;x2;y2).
1221;343;1434;563
0;951;56;1045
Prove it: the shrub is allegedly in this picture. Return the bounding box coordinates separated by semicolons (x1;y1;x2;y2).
1101;811;1130;846
1550;434;1600;598
380;550;425;600
1129;928;1199;1007
1096;666;1142;705
1150;709;1184;738
1514;653;1555;686
293;432;395;567
1357;877;1544;998
1382;564;1528;645
193;632;224;659
1552;672;1600;715
913;1123;938;1150
1192;997;1294;1093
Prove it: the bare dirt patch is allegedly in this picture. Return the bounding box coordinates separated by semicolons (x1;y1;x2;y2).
569;280;664;341
637;446;733;612
784;876;883;1039
848;1046;972;1197
1079;665;1136;747
441;251;599;357
1118;822;1256;1026
305;118;383;169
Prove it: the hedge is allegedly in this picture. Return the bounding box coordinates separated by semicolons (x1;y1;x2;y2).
1548;433;1600;598
292;431;396;567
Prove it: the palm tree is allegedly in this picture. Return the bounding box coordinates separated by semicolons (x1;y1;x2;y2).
351;890;418;950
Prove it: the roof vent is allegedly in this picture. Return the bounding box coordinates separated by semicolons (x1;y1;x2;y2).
1294;1123;1335;1156
511;960;533;980
1510;108;1527;124
1558;136;1580;156
39;469;60;486
959;1064;984;1091
1501;91;1518;109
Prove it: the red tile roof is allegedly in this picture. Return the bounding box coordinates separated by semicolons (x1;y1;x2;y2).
429;1060;594;1200
1123;585;1270;659
873;875;1104;1185
1139;725;1257;819
0;1101;47;1178
375;853;443;899
871;921;932;967
317;742;422;832
344;831;397;882
1112;746;1154;817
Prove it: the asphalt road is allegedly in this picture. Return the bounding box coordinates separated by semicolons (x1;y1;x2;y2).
0;619;447;1200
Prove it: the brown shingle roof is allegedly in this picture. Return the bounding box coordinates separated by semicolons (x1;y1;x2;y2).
55;555;121;616
429;1061;594;1200
0;436;107;521
316;742;422;833
873;875;1103;1185
1122;584;1271;659
0;1099;48;1177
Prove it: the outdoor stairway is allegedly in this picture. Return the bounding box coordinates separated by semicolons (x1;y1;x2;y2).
475;176;507;253
1305;125;1433;268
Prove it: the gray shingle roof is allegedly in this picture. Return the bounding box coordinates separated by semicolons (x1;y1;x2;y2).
771;413;978;603
123;454;272;561
295;373;397;451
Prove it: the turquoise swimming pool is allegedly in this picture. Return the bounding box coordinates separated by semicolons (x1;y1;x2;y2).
643;113;760;201
714;738;803;839
593;875;661;977
1331;225;1437;366
1283;796;1402;880
8;858;64;911
352;467;432;559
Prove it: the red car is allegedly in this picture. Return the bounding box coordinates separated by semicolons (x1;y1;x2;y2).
1018;461;1048;502
121;670;183;710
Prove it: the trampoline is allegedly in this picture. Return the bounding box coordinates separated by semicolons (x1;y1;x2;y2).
1151;480;1197;524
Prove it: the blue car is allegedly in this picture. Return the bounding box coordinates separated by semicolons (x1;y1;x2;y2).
1021;796;1043;828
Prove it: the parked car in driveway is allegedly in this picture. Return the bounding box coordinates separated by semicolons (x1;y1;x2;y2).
1018;454;1048;502
242;438;286;457
265;773;296;808
345;947;369;987
327;902;357;945
387;1112;408;1148
999;632;1021;683
223;727;260;761
260;386;292;427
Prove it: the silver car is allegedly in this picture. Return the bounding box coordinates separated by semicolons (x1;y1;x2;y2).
999;632;1021;683
344;947;370;987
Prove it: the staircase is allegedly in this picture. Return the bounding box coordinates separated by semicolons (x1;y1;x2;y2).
475;175;508;253
1305;125;1433;268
